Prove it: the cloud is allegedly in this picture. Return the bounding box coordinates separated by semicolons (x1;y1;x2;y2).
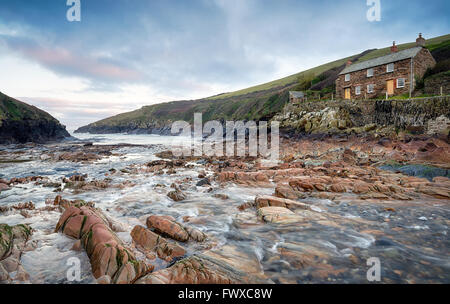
0;35;143;83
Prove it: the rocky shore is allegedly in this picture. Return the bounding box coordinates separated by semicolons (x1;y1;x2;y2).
0;131;449;284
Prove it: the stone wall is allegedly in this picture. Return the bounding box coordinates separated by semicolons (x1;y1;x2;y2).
427;115;450;136
275;96;450;135
424;72;450;95
414;48;437;83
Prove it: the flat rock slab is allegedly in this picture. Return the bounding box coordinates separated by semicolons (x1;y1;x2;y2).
255;195;311;210
136;245;270;284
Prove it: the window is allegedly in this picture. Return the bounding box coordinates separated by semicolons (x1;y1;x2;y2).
345;74;350;82
397;78;405;88
367;84;374;93
386;63;394;73
367;68;374;77
355;86;361;95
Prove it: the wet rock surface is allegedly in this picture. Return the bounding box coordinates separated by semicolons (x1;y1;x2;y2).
0;223;33;283
55;201;151;283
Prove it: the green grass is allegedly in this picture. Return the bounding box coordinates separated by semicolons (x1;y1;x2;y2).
426;70;450;79
206;55;355;100
0;92;58;123
426;39;450;52
354;34;450;63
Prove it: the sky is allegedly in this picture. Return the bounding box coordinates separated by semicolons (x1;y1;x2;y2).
0;0;449;130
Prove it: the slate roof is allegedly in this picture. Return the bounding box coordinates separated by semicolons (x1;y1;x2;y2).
340;46;422;75
289;91;305;98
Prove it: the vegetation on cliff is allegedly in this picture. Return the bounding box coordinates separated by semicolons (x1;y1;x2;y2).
0;92;70;144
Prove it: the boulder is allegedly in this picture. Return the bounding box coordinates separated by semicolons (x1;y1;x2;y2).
136;246;269;284
196;178;211;187
185;226;207;242
55;205;151;284
146;215;190;242
0;224;32;283
130;226;185;262
167;189;187;202
274;185;304;200
257;207;300;224
255;195;310;210
146;215;207;243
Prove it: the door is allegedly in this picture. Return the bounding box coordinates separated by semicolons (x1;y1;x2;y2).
344;88;351;100
387;80;394;95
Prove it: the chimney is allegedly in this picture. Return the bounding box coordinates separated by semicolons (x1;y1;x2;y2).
390;41;398;53
346;60;352;66
416;33;426;47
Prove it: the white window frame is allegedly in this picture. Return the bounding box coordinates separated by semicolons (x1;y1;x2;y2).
355;86;361;95
367;68;374;77
397;78;405;88
367;84;374;93
344;74;350;82
386;63;394;73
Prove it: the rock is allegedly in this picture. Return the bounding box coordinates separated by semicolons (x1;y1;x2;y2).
196;178;211;187
213;193;229;200
255;195;310;210
145;215;207;243
55;205;151;283
237;202;255;211
352;181;373;194
288;179;315;192
97;275;111;284
257;207;300;224
0;224;32;283
14;265;30;282
329;183;347;193
167;189;187;202
184;226;207;242
419;187;450;199
71;240;83;251
136;246;269;284
130;225;186;262
0;263;10;282
146;215;189;242
274;185;304;200
0;183;10;192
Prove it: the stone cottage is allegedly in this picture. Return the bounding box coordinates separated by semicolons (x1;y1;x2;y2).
336;34;436;100
289;91;306;103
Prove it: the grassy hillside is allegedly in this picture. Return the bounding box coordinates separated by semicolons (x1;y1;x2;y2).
0;92;70;143
76;33;450;133
0;92;60;126
356;34;450;63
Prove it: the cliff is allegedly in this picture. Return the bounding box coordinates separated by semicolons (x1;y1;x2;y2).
0;93;70;144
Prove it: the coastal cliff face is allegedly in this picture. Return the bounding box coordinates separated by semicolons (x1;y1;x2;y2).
0;93;70;144
274;96;450;137
75;122;174;136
